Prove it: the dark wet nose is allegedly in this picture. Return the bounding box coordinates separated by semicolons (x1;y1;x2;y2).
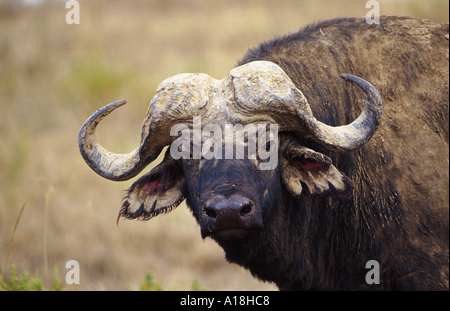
202;195;261;240
204;195;253;220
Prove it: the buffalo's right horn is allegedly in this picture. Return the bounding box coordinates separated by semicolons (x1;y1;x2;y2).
78;73;213;181
78;100;153;181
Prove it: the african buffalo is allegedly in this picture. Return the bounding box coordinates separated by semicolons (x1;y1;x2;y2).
79;16;449;290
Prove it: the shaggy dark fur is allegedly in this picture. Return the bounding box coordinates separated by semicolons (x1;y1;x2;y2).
230;16;449;290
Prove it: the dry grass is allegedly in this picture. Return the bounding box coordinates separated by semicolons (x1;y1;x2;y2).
0;0;448;290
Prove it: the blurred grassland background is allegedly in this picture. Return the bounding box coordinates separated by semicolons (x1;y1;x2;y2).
0;0;448;290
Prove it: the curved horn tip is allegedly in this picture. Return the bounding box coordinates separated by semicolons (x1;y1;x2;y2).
339;74;382;110
339;74;380;96
305;74;383;153
339;74;369;86
112;99;127;106
78;99;135;181
80;100;128;133
98;99;128;115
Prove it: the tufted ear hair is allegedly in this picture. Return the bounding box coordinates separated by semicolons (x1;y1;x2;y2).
118;149;188;223
280;142;354;199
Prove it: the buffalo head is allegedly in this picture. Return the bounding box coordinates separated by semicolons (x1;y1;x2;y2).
78;61;382;248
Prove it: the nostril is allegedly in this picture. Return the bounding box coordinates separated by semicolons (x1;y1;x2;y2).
239;203;252;216
204;196;253;220
205;208;217;219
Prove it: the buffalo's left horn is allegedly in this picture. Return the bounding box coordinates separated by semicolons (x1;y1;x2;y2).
311;74;383;153
230;61;382;153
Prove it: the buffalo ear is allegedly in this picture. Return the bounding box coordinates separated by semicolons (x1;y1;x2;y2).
280;144;354;198
118;149;188;223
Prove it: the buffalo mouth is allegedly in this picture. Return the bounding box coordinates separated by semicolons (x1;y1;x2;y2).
210;227;256;241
